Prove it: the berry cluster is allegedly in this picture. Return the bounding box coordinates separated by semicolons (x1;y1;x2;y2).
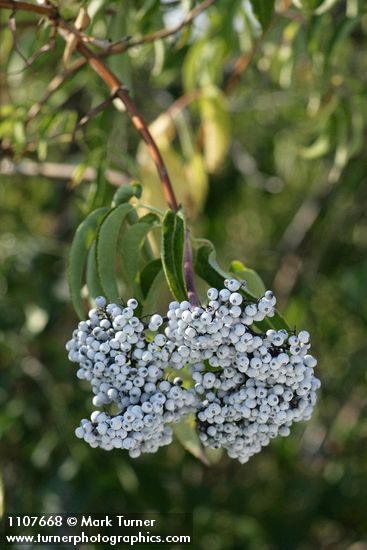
66;297;197;457
166;280;320;463
66;280;320;463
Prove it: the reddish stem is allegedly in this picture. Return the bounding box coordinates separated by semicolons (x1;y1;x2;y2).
71;37;179;213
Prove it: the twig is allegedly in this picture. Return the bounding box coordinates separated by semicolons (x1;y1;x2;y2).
53;0;215;54
0;18;34;29
0;158;129;187
24;0;215;124
223;0;294;95
71;34;178;212
5;15;57;76
2;4;179;210
167;89;202;117
72;96;115;141
5;40;56;76
223;50;256;96
26;58;85;124
0;0;208;304
223;25;272;95
1;2;175;206
274;164;345;303
0;1;57;17
278;167;343;255
108;0;216;53
8;12;29;65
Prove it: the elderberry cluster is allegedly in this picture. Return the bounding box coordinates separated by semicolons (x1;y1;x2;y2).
66;296;198;457
66;280;320;463
165;279;320;463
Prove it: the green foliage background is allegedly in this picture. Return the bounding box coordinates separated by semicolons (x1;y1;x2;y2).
1;1;367;548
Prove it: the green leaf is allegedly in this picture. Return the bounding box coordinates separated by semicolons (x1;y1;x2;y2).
142;270;165;317
229;260;266;298
194;240;291;332
120;220;157;295
87;163;115;210
68;207;109;319
250;0;275;30
292;0;323;12
111;182;142;207
195;239;263;300
138;259;164;317
239;266;291;330
270;311;291;332
86;240;104;301
140;259;163;298
299;134;330;160
161;210;187;302
195;242;231;288
138;212;161;225
173;414;210;466
172;214;187;296
108;6;133;91
314;0;339;15
183;38;226;92
183;39;207;92
326;17;360;67
95;203;133;301
298;0;342;12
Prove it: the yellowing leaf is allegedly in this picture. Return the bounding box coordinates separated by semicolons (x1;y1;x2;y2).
137;140;186;211
136;114;208;218
148;112;176;147
183;153;208;214
204;447;224;465
199;86;230;174
173;414;210;466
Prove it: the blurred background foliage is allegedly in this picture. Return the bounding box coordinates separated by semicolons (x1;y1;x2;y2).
1;0;367;548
